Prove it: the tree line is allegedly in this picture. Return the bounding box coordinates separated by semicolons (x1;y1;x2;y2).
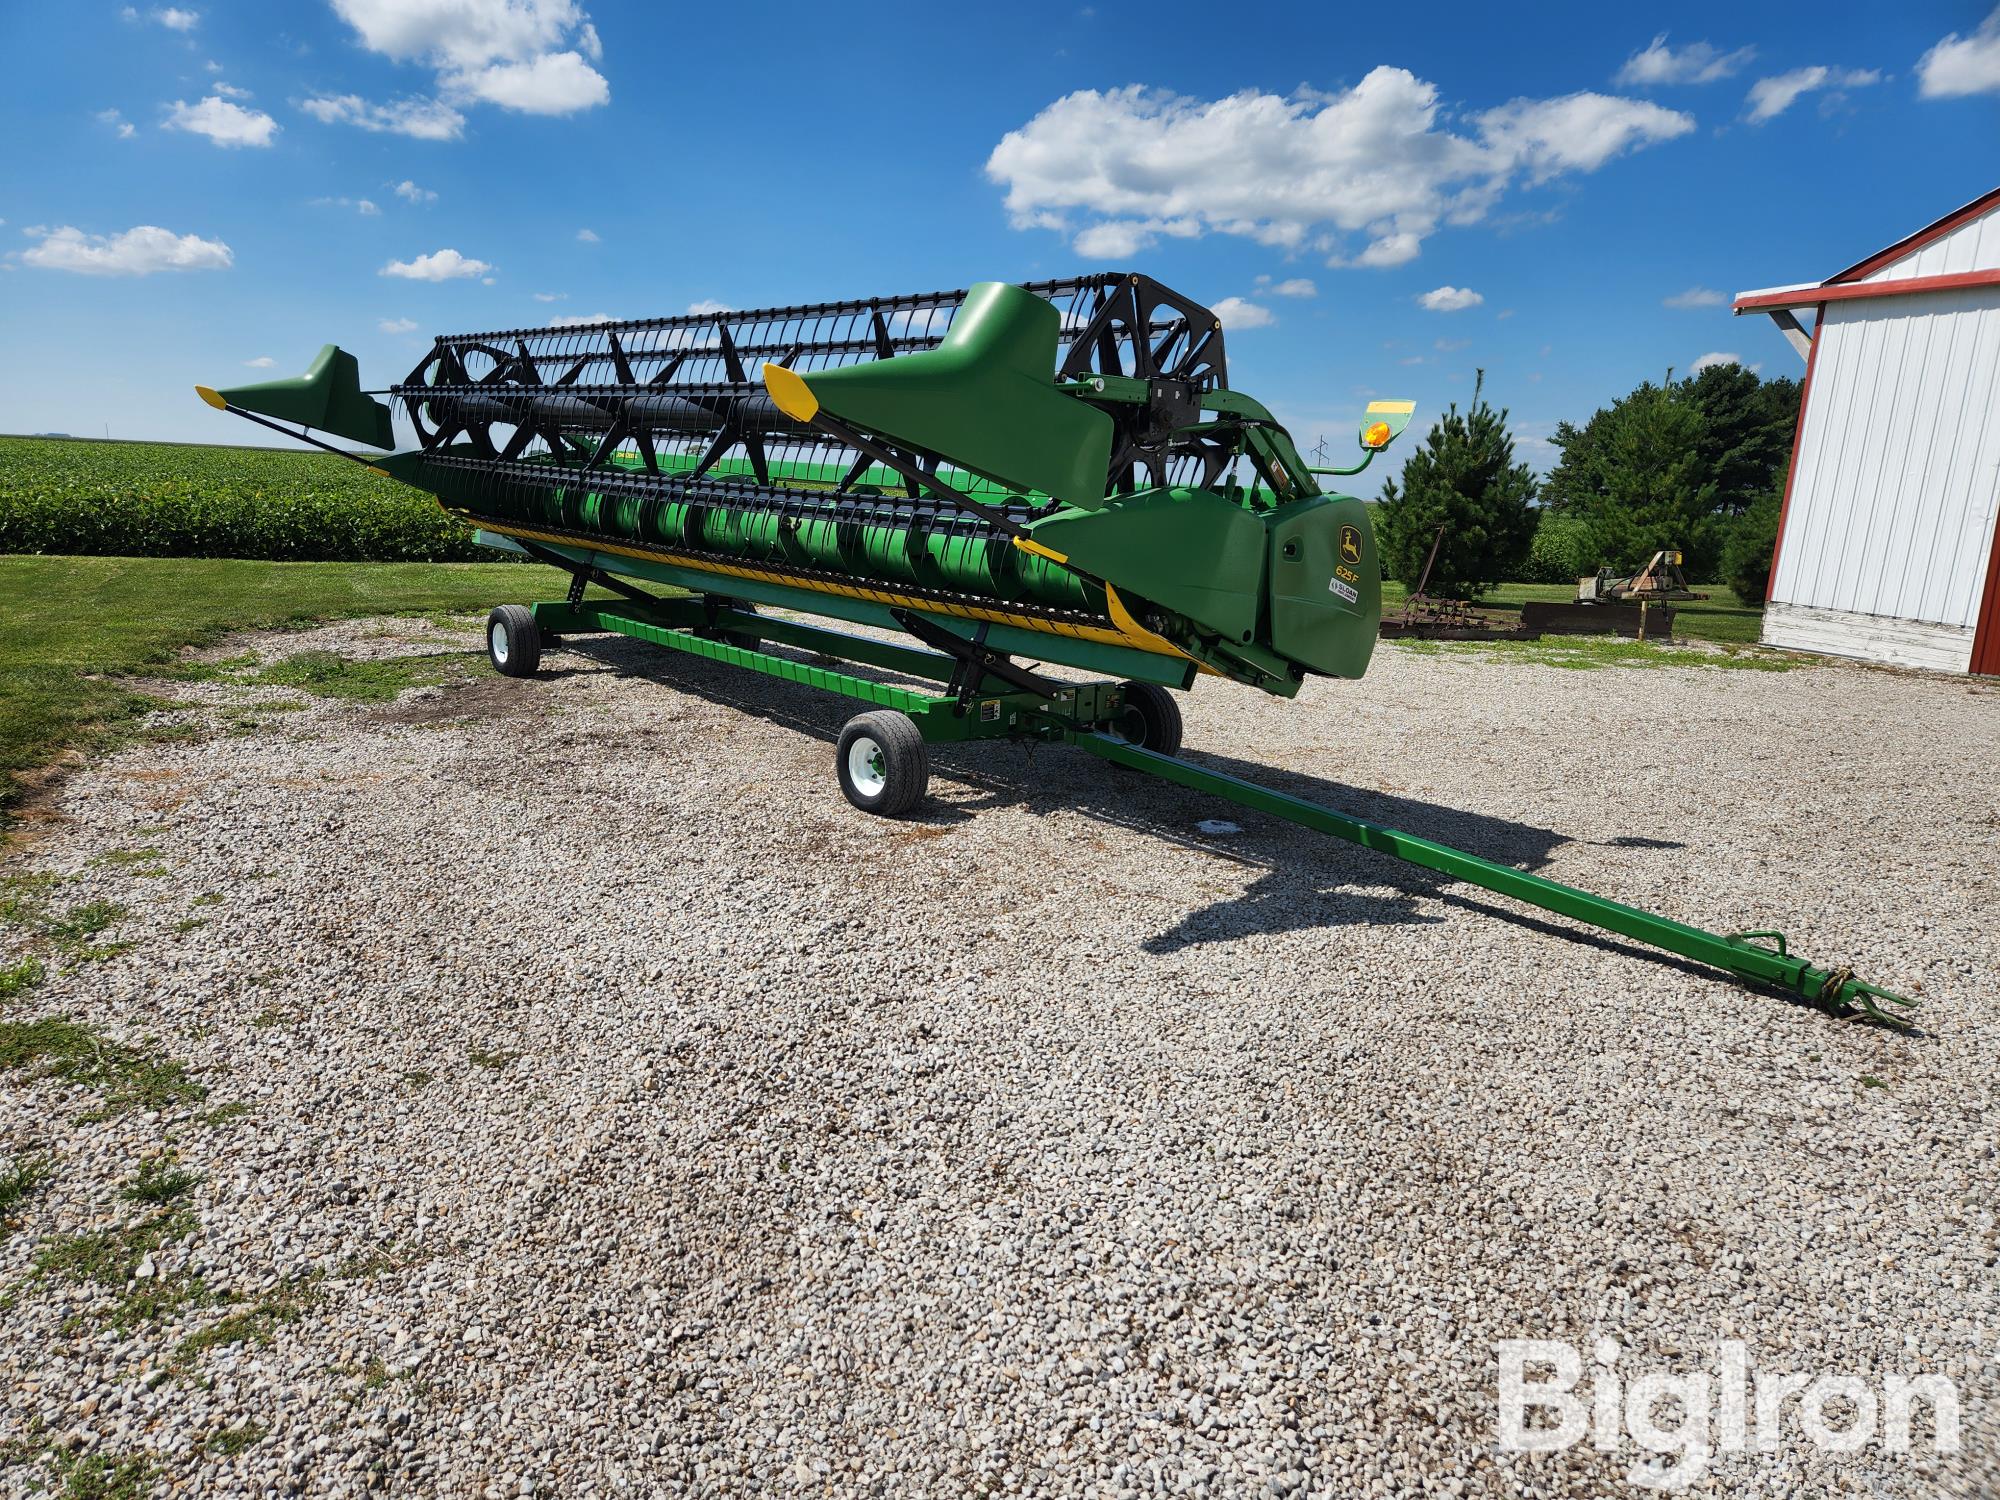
1369;363;1801;601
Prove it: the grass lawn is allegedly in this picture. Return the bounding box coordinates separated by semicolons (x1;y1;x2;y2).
0;555;589;819
1379;580;1764;645
0;555;1771;821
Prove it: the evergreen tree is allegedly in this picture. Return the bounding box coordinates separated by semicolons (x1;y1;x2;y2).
1684;362;1800;515
1544;363;1801;577
1375;371;1538;597
1721;489;1782;602
1583;382;1718;570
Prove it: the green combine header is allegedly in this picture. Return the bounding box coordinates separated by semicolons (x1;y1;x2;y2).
196;272;1909;1023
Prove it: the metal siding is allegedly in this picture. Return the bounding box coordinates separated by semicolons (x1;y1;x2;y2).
1868;204;2000;281
1930;293;2000;626
1770;286;2000;641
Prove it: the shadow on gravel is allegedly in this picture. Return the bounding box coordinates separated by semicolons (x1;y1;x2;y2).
557;635;1628;949
547;635;1849;1005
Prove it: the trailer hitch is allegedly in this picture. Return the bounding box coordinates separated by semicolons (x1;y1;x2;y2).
1070;733;1917;1027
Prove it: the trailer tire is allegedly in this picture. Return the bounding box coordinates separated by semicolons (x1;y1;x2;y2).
487;605;541;678
721;600;761;652
699;595;761;651
1113;682;1183;757
836;710;929;817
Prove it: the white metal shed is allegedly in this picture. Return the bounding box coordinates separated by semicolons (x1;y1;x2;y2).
1735;186;2000;675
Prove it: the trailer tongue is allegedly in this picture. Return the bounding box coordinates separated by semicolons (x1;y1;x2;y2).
195;272;1912;1024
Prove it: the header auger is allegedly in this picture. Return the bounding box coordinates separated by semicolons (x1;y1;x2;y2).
196;272;1912;1025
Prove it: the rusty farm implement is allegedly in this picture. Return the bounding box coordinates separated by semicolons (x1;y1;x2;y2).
194;273;1910;1022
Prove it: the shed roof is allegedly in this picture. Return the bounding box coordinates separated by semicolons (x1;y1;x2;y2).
1733;185;2000;315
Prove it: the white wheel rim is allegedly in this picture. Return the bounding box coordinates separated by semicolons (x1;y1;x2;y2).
491;622;510;665
847;736;887;797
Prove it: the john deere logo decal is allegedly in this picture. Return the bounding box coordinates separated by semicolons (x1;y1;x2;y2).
1338;525;1363;567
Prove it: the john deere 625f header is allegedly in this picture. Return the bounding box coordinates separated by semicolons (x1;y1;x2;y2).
197;272;1908;1022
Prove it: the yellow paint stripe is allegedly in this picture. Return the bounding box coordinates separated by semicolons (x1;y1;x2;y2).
1011;536;1070;566
1366;399;1415;415
1105;583;1220;677
467;517;1180;658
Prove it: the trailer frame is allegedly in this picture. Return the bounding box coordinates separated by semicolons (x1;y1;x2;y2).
508;591;1914;1028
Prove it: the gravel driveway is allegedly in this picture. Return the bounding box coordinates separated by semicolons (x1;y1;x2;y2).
1;614;1994;1498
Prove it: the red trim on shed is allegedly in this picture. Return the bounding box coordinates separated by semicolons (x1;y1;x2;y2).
1972;516;2000;677
1733;267;2000;313
1763;310;1822;604
1828;186;2000;284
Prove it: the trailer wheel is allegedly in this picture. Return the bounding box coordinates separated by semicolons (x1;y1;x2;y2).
487;605;541;678
1112;682;1183;757
720;600;761;652
836;710;929;817
698;595;761;651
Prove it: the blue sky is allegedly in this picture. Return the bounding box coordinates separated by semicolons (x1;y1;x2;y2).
1;1;1995;469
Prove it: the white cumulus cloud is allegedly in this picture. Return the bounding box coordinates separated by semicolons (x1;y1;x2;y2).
379;317;419;333
1616;35;1755;86
1267;277;1317;297
20;224;232;276
1210;297;1274;329
1744;66;1882;123
985;70;1692;268
243;356;276;368
575;227;600;243
1417;285;1483;312
154;6;199;29
299;93;465;141
550;312;615;327
1475;92;1695;182
1349;232;1422;268
165;94;279;147
325;0;609;118
330;0;581;66
1072;220;1157;259
380;248;492;281
1918;8;2000;97
393;179;437;203
685;298;734;315
452;51;607;113
96;109;138;139
532;291;565;302
1689;351;1742;372
1663;286;1727;308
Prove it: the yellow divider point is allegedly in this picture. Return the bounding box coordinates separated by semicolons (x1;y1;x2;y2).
761;363;819;422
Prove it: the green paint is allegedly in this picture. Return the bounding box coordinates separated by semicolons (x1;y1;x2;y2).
799;281;1114;505
210;345;394;450
1068;732;1912;1025
1029;488;1268;645
512;535;1195;689
545;602;1134;746
529;594;1909;1023
1266;493;1379;678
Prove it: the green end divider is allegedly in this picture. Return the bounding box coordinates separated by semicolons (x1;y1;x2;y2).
200;344;394;450
1068;733;1914;1025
